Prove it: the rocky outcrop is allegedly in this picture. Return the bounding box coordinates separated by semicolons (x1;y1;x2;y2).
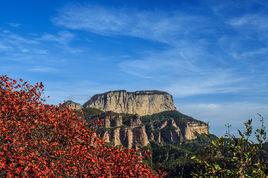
62;100;82;110
95;112;149;148
64;90;209;148
184;122;209;140
145;118;208;144
83;90;176;116
90;111;208;148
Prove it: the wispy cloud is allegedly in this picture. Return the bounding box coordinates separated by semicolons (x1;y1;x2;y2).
8;22;21;28
0;28;78;57
53;4;213;44
0;30;48;63
39;31;74;45
27;66;57;73
222;12;268;61
0;27;83;63
52;3;268;99
1;1;267;136
0;27;83;80
228;14;268;31
119;43;247;97
119;46;202;79
165;75;246;98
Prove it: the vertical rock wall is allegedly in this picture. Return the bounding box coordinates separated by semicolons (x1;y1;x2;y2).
84;90;176;116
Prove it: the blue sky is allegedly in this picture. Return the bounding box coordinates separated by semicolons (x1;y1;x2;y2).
1;0;268;136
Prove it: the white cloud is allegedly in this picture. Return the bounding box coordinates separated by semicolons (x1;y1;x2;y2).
231;47;268;60
54;4;268;96
39;31;74;44
119;47;202;79
0;28;82;79
0;27;82;64
0;30;48;62
1;30;40;45
119;43;247;97
228;14;268;31
222;13;268;61
27;67;56;73
52;3;268;100
0;29;77;58
53;4;210;44
0;30;40;55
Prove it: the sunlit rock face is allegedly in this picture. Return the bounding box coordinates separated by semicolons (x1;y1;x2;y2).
95;112;150;148
184;122;209;140
66;90;209;148
145;118;209;143
62;100;82;110
83;90;176;116
89;111;208;148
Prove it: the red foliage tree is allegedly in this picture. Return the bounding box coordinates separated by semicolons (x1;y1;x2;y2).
0;75;162;177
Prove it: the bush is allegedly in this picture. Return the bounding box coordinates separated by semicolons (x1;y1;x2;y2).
192;117;268;177
0;75;161;177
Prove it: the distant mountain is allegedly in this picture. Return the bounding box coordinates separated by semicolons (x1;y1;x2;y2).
62;94;268;177
63;90;209;148
83;90;176;116
62;90;213;177
61;100;81;110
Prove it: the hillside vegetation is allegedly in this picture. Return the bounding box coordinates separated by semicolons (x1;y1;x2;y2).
0;75;162;177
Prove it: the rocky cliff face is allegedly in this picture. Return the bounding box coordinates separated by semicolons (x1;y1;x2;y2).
83;90;176;116
62;100;82;110
65;90;209;149
89;111;208;148
184;122;209;140
145;118;209;143
92;112;149;148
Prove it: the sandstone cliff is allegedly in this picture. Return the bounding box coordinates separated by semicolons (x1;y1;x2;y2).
64;90;209;148
83;90;176;116
89;110;208;148
91;112;149;148
142;111;209;141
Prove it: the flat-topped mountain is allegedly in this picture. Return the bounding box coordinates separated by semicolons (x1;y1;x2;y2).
63;90;209;148
83;90;176;116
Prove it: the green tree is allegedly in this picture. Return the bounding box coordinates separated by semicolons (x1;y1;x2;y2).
192;115;268;178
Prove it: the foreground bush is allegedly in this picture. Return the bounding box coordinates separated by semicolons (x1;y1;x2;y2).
192;117;268;177
0;75;161;177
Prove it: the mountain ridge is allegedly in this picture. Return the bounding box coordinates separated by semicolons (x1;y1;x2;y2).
63;90;209;148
